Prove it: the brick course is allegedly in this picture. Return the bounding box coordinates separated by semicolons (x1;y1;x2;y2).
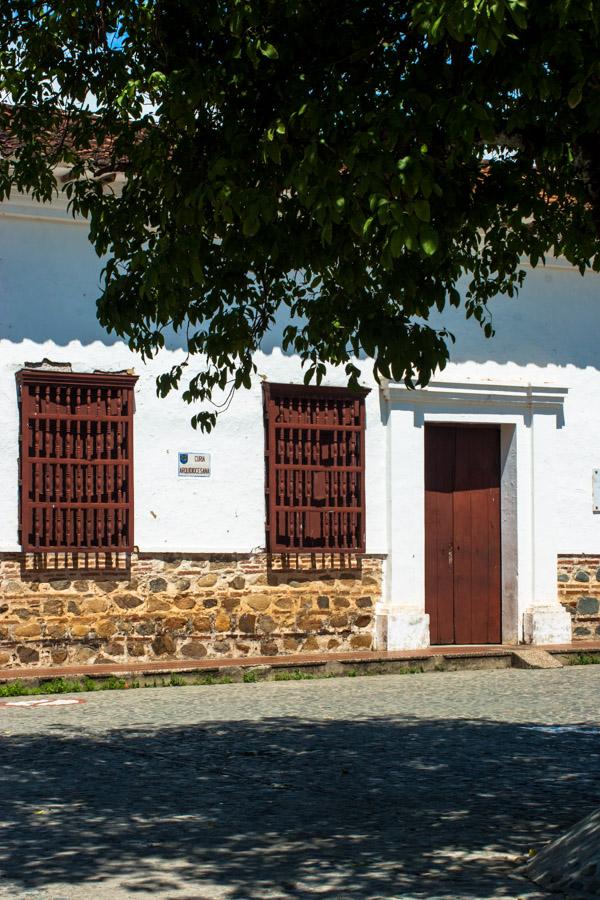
0;552;383;669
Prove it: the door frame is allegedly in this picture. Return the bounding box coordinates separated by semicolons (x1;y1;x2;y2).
380;379;568;651
424;423;505;645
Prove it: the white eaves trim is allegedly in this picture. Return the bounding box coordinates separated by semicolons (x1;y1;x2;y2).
380;378;568;411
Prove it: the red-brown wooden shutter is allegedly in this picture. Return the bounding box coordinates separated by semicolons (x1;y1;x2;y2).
17;370;138;552
263;382;369;553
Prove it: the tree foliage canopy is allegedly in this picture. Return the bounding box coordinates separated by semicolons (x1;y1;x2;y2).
1;1;600;428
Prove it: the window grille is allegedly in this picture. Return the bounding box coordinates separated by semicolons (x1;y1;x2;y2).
263;382;368;553
17;369;138;552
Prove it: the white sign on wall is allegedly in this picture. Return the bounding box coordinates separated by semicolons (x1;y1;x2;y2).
178;452;211;478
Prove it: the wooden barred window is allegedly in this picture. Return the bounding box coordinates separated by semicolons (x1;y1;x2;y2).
263;382;369;553
17;369;138;552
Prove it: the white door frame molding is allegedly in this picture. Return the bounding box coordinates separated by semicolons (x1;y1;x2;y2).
376;379;571;649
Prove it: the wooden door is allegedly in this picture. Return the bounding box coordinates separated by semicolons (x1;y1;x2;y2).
425;425;501;644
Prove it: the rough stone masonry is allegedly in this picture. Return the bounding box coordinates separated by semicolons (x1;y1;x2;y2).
0;552;383;669
558;553;600;640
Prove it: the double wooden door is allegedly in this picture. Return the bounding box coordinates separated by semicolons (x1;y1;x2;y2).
425;425;501;645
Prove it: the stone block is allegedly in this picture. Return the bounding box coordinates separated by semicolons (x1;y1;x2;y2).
238;613;256;633
82;597;109;614
198;574;219;587
164;616;188;632
17;645;39;664
95;620;117;639
71;645;96;663
260;640;279;655
380;608;430;650
14;607;32;620
3;580;24;595
0;651;12;666
71;623;91;638
275;598;293;610
317;596;330;609
222;597;240;612
14;622;41;638
115;594;143;609
193;615;211;632
149;577;168;593
247;595;271;612
523;605;572;645
230;576;245;590
43;598;64;615
302;636;320;651
51;649;68;665
258;614;276;634
354;614;372;629
46;624;69;639
97;580;119;593
152;634;176;656
50;580;71;591
181;641;207;659
577;596;600;615
575;570;590;583
147;597;170;612
350;634;372;649
215;612;231;632
174;596;196;610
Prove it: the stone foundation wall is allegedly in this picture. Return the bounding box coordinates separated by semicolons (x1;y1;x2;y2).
558;555;600;640
0;552;383;669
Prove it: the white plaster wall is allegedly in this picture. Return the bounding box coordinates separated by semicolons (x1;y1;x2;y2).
0;208;387;554
1;200;600;567
429;264;600;558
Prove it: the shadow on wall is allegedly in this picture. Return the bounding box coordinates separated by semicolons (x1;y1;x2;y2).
2;214;599;371
0;712;599;898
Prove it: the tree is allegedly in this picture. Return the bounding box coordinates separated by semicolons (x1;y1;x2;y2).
1;1;599;429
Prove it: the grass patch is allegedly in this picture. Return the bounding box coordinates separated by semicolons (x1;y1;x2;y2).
272;669;316;681
0;660;428;699
569;653;600;666
0;675;135;698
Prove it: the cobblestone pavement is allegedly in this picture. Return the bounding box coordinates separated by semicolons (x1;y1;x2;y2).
1;666;600;900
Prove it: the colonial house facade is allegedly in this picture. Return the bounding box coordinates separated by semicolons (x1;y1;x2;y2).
0;186;599;670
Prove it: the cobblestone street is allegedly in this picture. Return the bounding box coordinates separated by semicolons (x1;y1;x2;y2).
1;666;600;899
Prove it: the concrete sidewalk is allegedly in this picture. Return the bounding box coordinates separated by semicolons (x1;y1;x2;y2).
1;641;599;686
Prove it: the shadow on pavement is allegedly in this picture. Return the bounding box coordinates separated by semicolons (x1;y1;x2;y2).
1;714;598;898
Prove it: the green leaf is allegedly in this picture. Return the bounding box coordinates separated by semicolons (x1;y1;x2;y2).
567;84;583;109
390;228;404;257
414;199;430;222
362;216;375;238
259;42;279;60
420;226;439;256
